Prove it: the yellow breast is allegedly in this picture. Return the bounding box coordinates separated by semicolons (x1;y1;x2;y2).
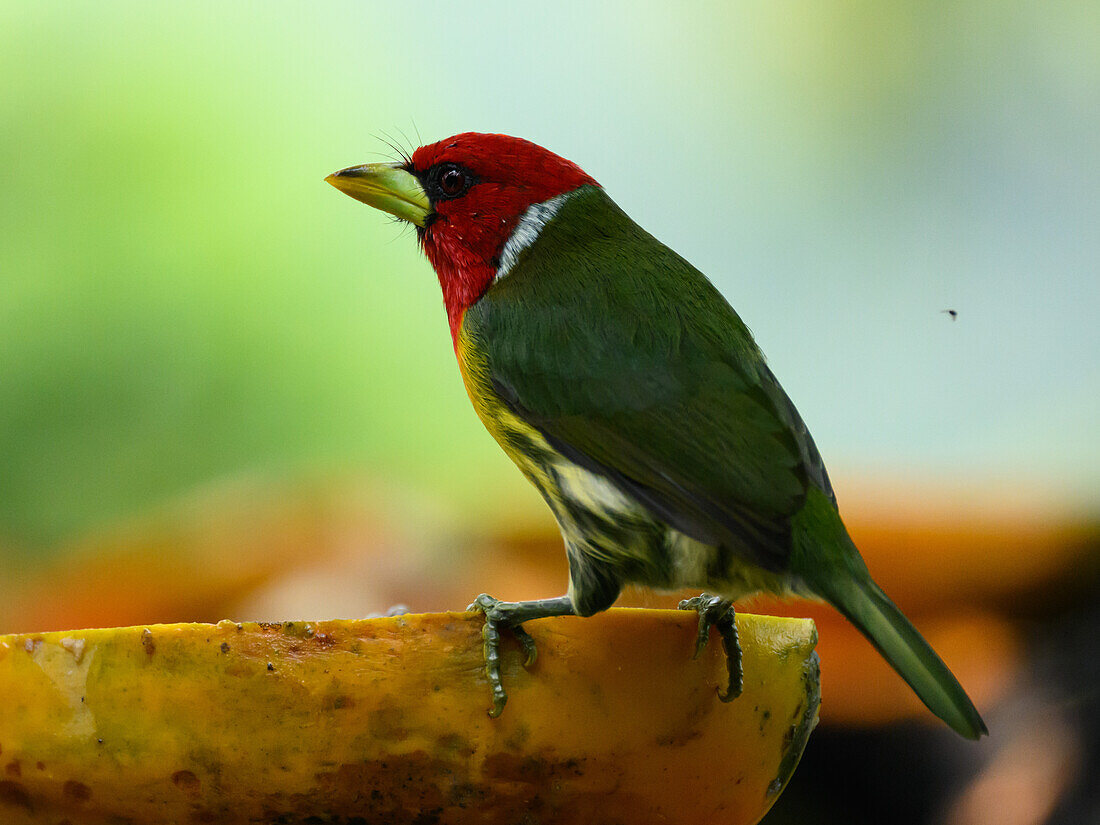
454;321;553;484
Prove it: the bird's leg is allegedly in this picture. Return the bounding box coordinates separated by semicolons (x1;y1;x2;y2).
678;593;743;701
466;594;575;717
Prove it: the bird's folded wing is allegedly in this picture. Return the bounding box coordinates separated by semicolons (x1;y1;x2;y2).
476;298;812;572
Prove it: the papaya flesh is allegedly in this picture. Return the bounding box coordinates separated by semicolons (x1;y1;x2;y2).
0;609;819;825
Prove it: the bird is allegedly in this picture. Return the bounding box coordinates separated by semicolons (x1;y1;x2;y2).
326;132;987;739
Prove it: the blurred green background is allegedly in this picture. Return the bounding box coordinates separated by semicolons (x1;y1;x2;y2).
3;1;1096;556
2;3;1099;823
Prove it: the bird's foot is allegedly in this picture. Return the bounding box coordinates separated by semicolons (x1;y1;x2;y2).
466;594;574;717
678;593;743;701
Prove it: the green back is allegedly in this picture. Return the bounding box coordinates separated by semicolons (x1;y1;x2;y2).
465;185;834;571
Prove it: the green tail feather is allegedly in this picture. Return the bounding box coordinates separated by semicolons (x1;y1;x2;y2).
792;489;988;739
814;572;987;739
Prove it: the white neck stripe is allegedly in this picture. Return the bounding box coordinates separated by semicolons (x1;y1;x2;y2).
493;190;576;283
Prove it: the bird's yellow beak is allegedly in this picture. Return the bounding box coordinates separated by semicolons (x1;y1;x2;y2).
325;163;431;227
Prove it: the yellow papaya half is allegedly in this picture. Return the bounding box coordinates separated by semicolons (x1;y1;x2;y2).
0;609;818;825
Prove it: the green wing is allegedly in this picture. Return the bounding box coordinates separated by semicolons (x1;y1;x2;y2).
468;186;833;571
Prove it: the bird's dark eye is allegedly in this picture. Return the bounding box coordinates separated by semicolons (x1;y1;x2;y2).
425;162;476;202
440;167;467;196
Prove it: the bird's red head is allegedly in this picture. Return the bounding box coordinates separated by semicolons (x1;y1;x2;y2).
405;133;598;338
328;132;598;341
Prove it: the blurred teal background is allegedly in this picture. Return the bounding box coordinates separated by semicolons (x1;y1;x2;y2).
2;1;1097;555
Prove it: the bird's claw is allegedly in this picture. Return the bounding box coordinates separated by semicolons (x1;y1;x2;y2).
678;593;743;701
466;594;539;717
